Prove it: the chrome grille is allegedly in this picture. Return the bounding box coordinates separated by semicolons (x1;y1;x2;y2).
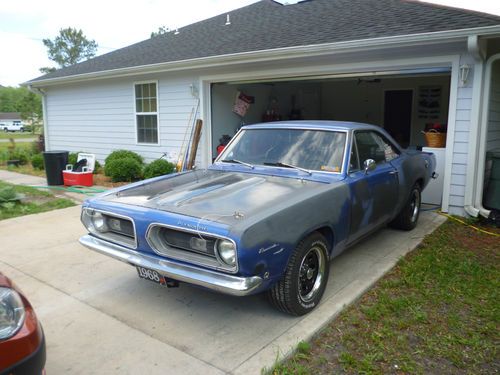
158;228;217;257
81;208;137;249
103;214;135;238
146;224;238;273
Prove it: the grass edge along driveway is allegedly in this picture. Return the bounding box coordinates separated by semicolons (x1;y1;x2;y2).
0;181;75;221
270;218;499;375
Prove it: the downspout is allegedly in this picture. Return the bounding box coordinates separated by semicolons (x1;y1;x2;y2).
463;35;486;217
473;53;500;218
27;85;50;151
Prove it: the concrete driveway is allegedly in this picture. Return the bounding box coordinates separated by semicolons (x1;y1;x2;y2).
0;206;445;374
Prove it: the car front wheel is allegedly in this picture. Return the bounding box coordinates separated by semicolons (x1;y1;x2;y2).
267;232;329;316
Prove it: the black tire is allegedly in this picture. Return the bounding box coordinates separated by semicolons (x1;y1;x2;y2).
390;183;422;231
267;232;330;316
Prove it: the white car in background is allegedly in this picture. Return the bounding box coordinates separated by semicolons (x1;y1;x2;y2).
1;121;25;132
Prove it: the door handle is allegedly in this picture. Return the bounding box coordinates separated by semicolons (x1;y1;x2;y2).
389;170;399;175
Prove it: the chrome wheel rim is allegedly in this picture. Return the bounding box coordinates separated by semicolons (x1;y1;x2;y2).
410;189;420;222
298;246;325;303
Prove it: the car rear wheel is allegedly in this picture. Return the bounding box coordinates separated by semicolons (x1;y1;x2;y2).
267;232;329;316
390;183;421;231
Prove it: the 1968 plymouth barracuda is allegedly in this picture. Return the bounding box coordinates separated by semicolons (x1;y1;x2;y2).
79;121;436;315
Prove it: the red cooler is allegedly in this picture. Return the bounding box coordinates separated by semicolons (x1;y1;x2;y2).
63;153;96;187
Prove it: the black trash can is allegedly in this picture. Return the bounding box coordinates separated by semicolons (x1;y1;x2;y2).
43;151;69;186
484;150;500;210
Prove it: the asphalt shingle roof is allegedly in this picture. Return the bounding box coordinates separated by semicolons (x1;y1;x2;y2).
30;0;500;83
0;112;22;120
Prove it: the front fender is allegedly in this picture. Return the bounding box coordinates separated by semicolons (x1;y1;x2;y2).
236;183;350;284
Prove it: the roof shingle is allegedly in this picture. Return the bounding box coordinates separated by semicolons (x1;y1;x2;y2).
30;0;500;82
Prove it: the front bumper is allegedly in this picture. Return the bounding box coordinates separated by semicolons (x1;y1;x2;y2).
79;235;263;296
1;328;46;375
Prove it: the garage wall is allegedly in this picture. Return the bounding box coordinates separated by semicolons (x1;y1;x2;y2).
320;75;451;146
211;83;273;156
210;81;322;157
45;73;199;164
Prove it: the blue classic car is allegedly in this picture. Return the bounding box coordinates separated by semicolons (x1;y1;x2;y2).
79;121;436;315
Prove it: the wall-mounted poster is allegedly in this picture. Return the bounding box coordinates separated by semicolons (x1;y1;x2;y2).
418;86;441;120
233;91;255;117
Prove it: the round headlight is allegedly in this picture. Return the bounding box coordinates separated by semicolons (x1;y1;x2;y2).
0;287;26;340
216;239;236;267
92;212;108;232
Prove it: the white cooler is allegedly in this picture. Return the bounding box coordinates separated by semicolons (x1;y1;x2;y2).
422;147;446;206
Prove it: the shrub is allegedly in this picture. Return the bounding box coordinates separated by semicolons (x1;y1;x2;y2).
105;150;143;169
143;159;175;179
7;149;29;165
104;157;142;182
31;135;45;154
93;160;101;174
31;153;44;170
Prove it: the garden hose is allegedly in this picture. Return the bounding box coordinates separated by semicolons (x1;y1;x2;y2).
437;211;500;237
28;185;108;196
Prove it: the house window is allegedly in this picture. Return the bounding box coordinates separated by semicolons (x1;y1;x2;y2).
135;82;158;144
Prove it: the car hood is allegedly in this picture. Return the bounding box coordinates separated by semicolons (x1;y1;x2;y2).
100;170;337;225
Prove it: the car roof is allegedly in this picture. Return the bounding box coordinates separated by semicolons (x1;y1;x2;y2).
241;120;380;132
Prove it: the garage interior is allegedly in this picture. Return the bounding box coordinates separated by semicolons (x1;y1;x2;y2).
211;70;451;157
210;70;451;205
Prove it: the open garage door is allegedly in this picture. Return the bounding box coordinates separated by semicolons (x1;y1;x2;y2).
210;68;451;160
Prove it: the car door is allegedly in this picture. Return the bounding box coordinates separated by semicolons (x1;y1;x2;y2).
347;130;400;243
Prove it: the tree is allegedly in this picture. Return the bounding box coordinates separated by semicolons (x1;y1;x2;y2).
40;27;98;73
151;26;169;38
0;86;43;125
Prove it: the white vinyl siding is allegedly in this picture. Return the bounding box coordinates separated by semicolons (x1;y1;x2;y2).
447;55;475;215
45;74;200;163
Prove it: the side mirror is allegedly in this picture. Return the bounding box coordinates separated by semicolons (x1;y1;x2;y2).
363;159;376;174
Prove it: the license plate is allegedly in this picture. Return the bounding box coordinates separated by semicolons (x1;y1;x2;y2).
136;266;167;285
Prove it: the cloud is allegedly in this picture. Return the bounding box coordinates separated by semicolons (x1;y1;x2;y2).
0;31;52;86
0;0;258;86
0;0;498;86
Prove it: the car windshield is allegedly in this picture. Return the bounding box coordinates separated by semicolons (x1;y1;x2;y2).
218;128;346;173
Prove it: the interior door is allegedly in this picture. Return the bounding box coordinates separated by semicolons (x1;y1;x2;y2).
347;131;399;243
384;90;413;148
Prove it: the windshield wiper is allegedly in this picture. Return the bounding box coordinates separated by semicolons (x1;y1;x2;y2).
264;161;312;175
220;159;254;169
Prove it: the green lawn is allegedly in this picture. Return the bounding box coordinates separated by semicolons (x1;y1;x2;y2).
271;219;499;374
0;181;75;220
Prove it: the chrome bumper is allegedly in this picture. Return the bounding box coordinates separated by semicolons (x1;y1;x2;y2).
79;235;263;296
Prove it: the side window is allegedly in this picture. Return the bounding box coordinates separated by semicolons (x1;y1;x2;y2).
355;131;386;164
349;137;360;172
377;134;400;162
355;131;400;165
135;82;159;144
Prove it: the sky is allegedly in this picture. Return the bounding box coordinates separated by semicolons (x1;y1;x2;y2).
1;0;499;87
